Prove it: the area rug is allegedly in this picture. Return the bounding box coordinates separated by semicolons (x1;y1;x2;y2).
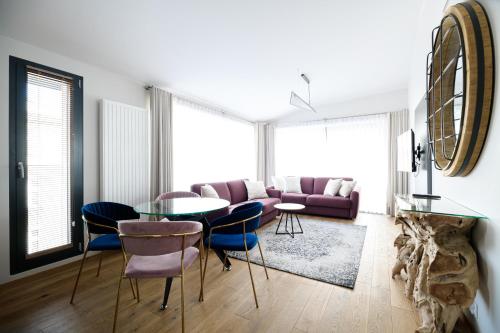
227;218;367;289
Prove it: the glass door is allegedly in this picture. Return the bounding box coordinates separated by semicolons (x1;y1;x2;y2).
9;57;83;273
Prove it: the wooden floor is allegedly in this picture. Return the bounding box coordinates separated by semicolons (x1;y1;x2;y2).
0;213;419;333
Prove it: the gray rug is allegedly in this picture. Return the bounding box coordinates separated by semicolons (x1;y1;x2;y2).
227;217;367;289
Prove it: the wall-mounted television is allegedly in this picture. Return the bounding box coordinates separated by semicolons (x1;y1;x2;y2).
397;129;416;172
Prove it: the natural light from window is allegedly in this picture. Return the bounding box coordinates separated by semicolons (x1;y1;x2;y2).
275;114;389;214
172;98;256;191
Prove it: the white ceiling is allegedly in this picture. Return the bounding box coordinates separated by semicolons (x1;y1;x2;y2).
0;0;422;121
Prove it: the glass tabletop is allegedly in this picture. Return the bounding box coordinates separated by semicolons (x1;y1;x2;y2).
395;195;484;219
134;197;230;217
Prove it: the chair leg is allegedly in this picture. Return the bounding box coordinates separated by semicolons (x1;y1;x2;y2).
112;263;125;333
96;252;103;277
244;244;259;308
69;245;89;304
201;246;209;302
128;278;137;299
256;237;269;280
198;242;204;302
135;279;140;303
181;271;185;333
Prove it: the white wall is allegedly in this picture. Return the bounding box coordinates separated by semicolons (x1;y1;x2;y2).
0;35;147;284
408;1;500;332
273;89;408;124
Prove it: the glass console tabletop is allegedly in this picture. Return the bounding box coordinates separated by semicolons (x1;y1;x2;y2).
134;197;230;217
395;195;484;219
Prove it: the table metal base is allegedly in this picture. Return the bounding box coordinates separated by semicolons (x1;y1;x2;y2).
160;277;173;310
275;211;303;238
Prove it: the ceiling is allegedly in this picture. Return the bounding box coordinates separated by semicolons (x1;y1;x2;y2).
0;0;422;121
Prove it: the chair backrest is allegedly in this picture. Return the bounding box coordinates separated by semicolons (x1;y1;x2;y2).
118;221;202;256
210;202;263;234
155;191;200;201
82;202;139;234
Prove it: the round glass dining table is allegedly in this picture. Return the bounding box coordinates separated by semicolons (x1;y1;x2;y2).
134;197;230;218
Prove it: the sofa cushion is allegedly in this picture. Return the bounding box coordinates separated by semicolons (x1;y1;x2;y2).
250;197;280;215
230;197;280;216
306;194;351;209
227;179;248;204
300;177;314;194
313;177;353;194
281;193;309;205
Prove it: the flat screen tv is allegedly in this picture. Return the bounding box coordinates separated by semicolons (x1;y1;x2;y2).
397;129;416;172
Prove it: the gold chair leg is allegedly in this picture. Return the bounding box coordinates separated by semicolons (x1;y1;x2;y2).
70;245;89;304
112;263;125;333
244;243;259;308
181;271;185;333
96;252;103;277
198;241;204;302
201;247;209;302
128;278;136;299
135;279;140;303
255;234;269;279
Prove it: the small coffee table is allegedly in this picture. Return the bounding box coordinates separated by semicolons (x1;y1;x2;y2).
274;203;305;238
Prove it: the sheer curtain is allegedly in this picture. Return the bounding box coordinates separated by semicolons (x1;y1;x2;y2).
172;97;256;190
256;123;275;186
149;87;173;200
275;114;389;214
387;109;410;216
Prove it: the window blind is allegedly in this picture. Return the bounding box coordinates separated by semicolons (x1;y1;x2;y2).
26;67;73;256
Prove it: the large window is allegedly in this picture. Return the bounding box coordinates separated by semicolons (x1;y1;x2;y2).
275;114;388;214
172;98;256;190
10;57;83;273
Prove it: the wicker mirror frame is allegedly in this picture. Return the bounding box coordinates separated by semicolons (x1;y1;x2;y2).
427;0;494;177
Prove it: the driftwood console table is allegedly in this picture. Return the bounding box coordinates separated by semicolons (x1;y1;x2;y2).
392;195;482;333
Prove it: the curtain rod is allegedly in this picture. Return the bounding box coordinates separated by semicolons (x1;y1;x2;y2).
274;109;408;128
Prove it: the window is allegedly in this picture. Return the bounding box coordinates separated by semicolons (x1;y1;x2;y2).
275;114;388;214
10;57;83;273
172;98;256;190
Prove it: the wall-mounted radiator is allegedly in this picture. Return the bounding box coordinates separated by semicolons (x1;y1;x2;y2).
99;99;149;206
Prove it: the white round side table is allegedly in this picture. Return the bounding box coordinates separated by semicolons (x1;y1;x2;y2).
274;203;305;238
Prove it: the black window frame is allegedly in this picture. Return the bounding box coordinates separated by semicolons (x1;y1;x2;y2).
9;56;84;274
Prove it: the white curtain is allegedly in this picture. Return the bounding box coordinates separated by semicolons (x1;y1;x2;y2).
172;97;256;190
275;114;389;214
256;123;275;186
149;87;173;201
387;109;410;216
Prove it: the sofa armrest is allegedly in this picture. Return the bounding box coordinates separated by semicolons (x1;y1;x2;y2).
266;186;282;199
349;186;360;219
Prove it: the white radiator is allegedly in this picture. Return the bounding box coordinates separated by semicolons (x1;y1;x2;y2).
99;99;149;206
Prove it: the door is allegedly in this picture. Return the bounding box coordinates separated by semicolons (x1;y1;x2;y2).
9;57;84;274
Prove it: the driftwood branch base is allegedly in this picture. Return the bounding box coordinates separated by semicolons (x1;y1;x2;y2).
392;211;478;333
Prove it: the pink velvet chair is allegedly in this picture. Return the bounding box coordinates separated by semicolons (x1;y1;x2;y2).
113;221;204;333
155;191;200;222
155;191;200;201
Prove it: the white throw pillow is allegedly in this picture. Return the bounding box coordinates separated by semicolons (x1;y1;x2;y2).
200;184;219;198
272;176;286;192
339;180;357;197
244;180;269;200
323;178;342;196
285;176;302;193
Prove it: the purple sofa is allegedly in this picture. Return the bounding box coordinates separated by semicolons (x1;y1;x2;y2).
269;177;360;219
190;179;281;226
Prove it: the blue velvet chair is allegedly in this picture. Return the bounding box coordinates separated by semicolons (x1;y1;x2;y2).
201;202;269;308
70;202;139;304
